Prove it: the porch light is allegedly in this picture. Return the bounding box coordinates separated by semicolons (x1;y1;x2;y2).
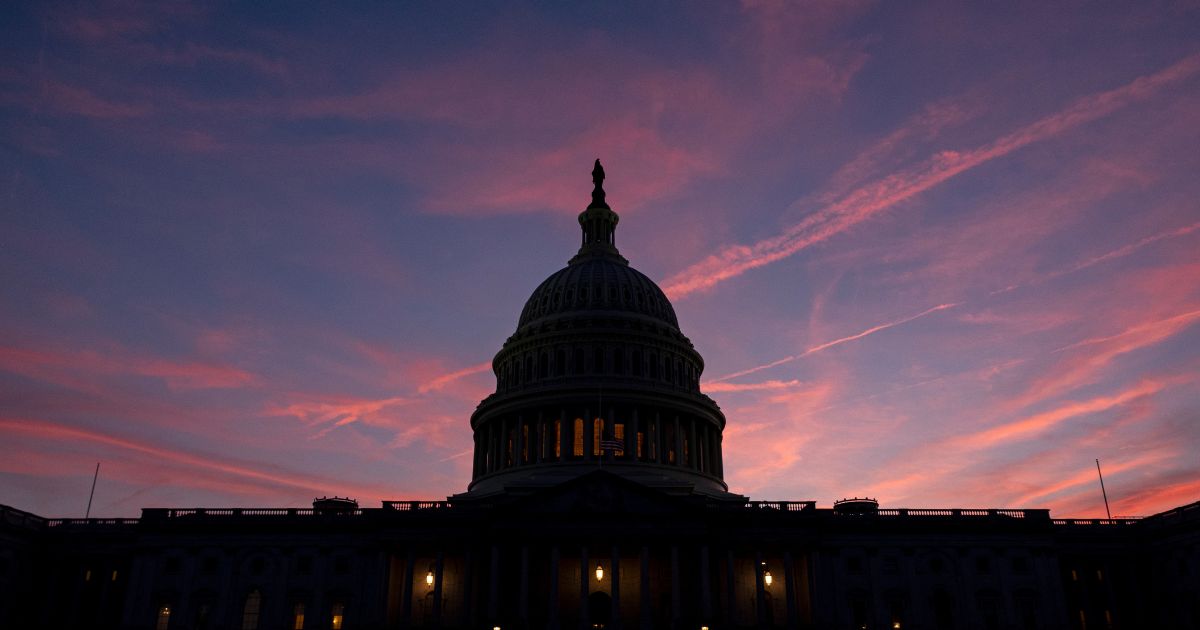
425;570;434;586
764;570;773;587
595;563;604;581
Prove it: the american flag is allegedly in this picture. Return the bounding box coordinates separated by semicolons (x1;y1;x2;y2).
599;438;624;453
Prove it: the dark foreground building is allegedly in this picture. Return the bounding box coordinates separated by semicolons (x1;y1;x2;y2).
2;162;1198;630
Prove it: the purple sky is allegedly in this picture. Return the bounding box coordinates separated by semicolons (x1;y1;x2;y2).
2;2;1199;518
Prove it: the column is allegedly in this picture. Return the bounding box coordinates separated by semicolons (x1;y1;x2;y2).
432;550;444;622
651;413;661;463
670;546;680;626
559;407;569;461
630;408;640;461
401;550;415;628
536;411;545;463
725;550;736;627
611;545;621;629
580;547;591;630
463;547;475;630
784;551;797;629
488;545;500;621
755;551;767;627
520;546;530;625
515;414;524;465
485;423;495;473
673;416;682;466
689;418;698;470
640;547;652;630
700;545;712;621
472;433;480;477
549;546;561;630
583;408;593;461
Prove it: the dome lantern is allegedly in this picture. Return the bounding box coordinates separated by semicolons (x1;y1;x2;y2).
571;159;627;265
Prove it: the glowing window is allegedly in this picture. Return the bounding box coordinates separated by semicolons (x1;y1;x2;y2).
573;418;584;457
521;424;529;463
292;602;305;630
242;590;261;630
330;602;345;630
593;418;604;456
636;432;644;459
554;420;562;459
156;605;171;630
613;423;625;456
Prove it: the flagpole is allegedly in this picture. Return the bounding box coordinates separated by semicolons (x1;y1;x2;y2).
1095;459;1112;519
85;462;100;519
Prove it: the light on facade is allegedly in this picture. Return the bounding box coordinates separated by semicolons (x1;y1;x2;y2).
595;563;604;581
764;570;773;587
425;570;434;586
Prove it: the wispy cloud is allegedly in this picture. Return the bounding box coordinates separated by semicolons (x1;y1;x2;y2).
662;53;1200;299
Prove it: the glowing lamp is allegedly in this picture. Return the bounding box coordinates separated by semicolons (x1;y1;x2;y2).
425;570;434;586
595;563;604;581
764;570;773;587
893;623;902;629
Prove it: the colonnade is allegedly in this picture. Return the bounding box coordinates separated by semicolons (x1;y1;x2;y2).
471;404;724;480
391;542;811;629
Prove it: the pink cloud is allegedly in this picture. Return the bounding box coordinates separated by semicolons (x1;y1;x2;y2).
0;417;399;501
951;378;1171;450
0;344;258;391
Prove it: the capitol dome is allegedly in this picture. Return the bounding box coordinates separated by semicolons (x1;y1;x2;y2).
464;161;738;500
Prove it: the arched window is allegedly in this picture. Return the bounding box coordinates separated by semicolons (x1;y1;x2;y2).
556;349;566;376
539;352;549;379
594;346;605;373
650;353;659;379
574;347;585;374
241;590;262;630
632;350;643;377
553;419;562;459
156;604;171;630
613;347;624;375
525;356;533;382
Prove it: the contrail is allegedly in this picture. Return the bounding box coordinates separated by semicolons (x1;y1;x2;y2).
663;54;1200;300
709;302;961;383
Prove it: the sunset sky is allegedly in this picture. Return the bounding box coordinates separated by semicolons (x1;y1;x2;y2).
2;2;1199;518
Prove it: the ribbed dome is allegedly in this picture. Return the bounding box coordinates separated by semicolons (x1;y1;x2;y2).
517;257;679;330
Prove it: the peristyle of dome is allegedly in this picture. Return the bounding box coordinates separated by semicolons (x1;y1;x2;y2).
464;161;738;500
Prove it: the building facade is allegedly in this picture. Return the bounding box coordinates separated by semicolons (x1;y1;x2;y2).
2;162;1198;630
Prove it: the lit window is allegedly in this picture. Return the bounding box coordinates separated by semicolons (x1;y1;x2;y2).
554;420;561;459
613;423;625;456
593;418;604;456
521;424;529;463
573;418;584;457
330;602;345;630
636;432;644;459
292;602;305;630
111;569;119;581
156;605;171;630
242;590;262;630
